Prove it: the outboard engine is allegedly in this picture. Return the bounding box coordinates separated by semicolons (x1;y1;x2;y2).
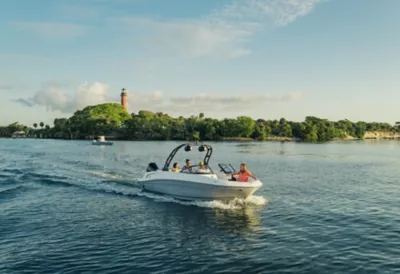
146;162;159;172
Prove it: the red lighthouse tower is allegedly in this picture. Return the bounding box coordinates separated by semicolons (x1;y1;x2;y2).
121;88;128;111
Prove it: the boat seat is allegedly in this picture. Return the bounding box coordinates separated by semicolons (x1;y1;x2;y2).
146;162;159;172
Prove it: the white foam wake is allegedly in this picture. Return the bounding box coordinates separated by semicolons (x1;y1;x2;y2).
89;170;124;180
136;191;268;210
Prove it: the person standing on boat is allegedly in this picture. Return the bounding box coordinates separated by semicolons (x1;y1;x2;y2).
232;163;256;182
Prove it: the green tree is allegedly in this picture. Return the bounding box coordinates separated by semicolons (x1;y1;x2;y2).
68;103;131;138
279;123;292;137
138;110;154;118
303;122;318;142
192;131;200;141
354;121;367;139
22;100;397;142
252;122;267;140
236;116;256;138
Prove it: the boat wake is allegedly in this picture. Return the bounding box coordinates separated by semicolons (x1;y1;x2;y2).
3;164;268;212
136;191;268;210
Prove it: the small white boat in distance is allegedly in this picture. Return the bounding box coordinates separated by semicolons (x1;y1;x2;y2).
137;143;263;201
92;136;113;146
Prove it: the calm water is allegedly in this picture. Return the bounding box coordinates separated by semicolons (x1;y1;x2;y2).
0;139;399;274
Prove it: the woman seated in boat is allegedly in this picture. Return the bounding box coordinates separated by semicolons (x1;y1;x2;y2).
170;162;180;172
231;163;256;182
196;161;210;173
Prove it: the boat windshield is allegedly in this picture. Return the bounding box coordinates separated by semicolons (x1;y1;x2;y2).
218;163;236;174
180;164;214;174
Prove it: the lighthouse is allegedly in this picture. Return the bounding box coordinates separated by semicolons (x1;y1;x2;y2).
121;88;128;111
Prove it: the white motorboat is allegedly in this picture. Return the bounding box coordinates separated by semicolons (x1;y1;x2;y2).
137;143;263;201
92;136;113;146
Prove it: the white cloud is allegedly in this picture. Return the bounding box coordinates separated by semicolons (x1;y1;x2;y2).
165;91;308;114
128;17;254;59
13;82;308;116
9;0;325;54
14;82;110;113
118;0;325;59
73;82;110;109
280;91;309;101
11;21;88;39
213;0;325;27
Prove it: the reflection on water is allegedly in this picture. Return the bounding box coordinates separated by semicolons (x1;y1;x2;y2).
235;141;291;156
118;141;131;158
235;143;259;147
279;142;286;155
133;190;267;240
212;206;263;236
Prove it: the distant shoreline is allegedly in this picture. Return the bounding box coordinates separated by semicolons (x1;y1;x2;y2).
3;106;400;143
4;134;400;142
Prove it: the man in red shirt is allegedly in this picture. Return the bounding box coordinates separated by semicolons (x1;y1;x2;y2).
232;163;257;182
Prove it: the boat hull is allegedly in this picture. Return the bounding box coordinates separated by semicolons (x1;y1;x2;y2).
137;171;262;201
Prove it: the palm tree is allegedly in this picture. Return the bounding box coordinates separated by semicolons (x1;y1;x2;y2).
33;123;37;129
40;122;44;128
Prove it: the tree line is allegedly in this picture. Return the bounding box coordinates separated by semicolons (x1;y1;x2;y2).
1;103;399;142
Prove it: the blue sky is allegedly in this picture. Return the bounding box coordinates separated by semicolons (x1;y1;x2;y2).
0;0;399;127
